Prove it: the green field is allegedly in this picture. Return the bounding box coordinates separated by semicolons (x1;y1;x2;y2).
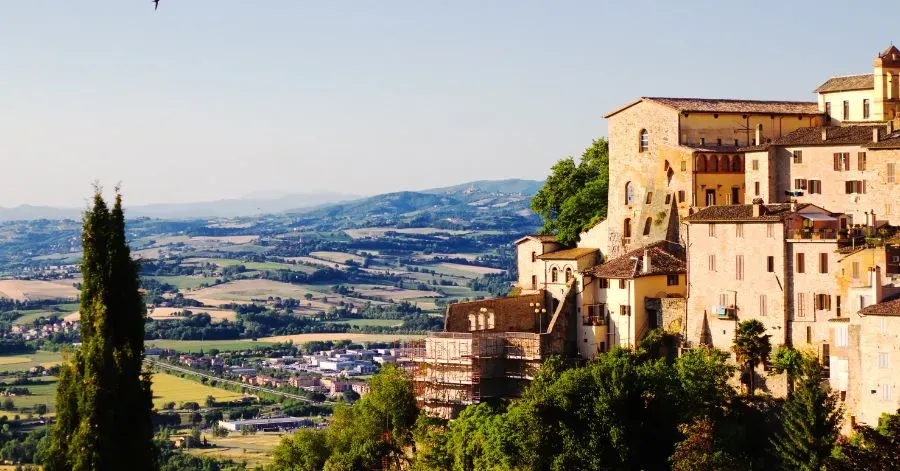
10;310;56;326
146;339;276;353
0;351;63;373
187;431;283;467
54;303;80;312
148;275;212;290
150;372;249;409
0;377;58;417
323;318;403;328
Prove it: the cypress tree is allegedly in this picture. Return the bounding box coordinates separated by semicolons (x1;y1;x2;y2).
770;361;842;470
47;188;155;470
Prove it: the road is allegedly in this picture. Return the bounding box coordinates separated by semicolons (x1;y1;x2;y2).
144;358;334;405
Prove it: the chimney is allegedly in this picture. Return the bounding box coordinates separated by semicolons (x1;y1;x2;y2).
821;128;828;141
755;126;761;146
870;266;884;303
888;120;895;134
643;249;651;274
752;198;763;217
874;127;880;143
790;199;798;212
870;210;877;227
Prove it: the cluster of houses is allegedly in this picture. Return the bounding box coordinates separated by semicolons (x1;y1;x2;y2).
8;319;78;341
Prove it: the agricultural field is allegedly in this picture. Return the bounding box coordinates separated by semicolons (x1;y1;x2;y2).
343;227;473;239
434;262;505;275
0;351;63;373
187;431;284;467
323;319;404;328
0;279;79;301
355;285;439;301
259;333;425;344
309;251;366;265
11;309;57;326
147;306;238;323
147;275;211;290
0;377;58;418
150;372;250;409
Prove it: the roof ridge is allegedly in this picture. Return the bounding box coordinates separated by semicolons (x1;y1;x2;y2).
644;96;816;105
822;72;872;79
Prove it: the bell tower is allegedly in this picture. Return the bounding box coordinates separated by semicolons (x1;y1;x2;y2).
873;45;900;121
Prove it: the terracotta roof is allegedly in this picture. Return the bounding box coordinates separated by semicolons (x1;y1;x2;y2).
865;130;900;149
685;203;806;222
585;241;685;279
683;144;771;153
514;234;557;244
738;144;771;152
859;293;900;316
645;97;819;115
604;97;820;118
815;74;874;93
538;247;598;261
771;125;884;147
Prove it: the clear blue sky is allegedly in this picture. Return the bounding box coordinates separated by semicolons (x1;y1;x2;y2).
1;0;895;206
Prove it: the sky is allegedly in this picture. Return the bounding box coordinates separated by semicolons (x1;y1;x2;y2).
1;1;897;207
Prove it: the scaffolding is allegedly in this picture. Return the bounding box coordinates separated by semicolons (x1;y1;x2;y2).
400;331;545;419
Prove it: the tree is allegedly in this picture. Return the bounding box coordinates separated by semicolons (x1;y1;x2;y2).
34;404;47;417
531;138;609;246
205;395;216;407
272;428;329;471
833;409;900;470
2;398;13;411
771;346;808;395
771;361;842;470
670;418;742;471
47;188;156;471
732;320;772;396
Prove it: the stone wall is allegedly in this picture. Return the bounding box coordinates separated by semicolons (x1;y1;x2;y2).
444;292;549;333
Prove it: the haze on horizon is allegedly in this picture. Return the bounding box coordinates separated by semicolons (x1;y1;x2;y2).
1;0;894;207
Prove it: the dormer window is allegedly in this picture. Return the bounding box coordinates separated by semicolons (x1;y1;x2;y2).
639;129;649;152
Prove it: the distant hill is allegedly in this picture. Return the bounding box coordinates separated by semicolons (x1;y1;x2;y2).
289;179;543;231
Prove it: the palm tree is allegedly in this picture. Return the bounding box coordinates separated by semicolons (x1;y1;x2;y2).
732;319;772;395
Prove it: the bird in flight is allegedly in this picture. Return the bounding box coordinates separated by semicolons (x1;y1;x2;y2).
153;0;159;10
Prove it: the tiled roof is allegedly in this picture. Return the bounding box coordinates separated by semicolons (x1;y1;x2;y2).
815;74;874;93
585;241;685;279
865;130;900;149
538;247;598;261
644;97;820;115
859;293;900;316
683;144;771;153
604;97;820;118
685;203;805;222
515;234;557;244
771;125;884;147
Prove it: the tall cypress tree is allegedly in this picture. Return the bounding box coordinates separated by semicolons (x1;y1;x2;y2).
47;188;155;470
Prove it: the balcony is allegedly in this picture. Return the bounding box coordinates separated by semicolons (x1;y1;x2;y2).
582;315;606;326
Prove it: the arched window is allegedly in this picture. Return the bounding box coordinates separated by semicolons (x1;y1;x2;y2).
731;155;742;172
551;267;559;283
708;155;718;172
643;217;652;235
625;181;635;205
531;251;537;263
468;313;476;331
667;167;675;185
695;156;707;172
477;313;485;330
639;129;649;152
565;267;573;282
487;312;495;330
623;218;632;238
720;155;730;172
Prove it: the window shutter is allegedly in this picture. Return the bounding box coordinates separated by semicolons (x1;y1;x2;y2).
834;153;840;171
826;295;832;310
862;180;867;194
844;154;850;171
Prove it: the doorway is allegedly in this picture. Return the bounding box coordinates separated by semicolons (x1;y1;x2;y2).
705;189;716;206
731;187;740;205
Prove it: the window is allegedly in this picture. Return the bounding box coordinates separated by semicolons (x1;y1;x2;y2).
835;325;849;347
645;192;653;204
709;254;716;272
619;279;627;289
797;292;807;317
736;255;744;280
759;295;767;316
864;98;870;119
620;305;632;316
881;318;888;334
625;182;634;205
836;295;842;316
665;193;671;204
678;190;686;203
667;274;679;286
623;218;632;239
754;181;760;196
643;218;652;236
734;139;739;146
551;267;558;282
680;160;687;172
808;180;822;194
732;155;742;172
735;223;744;238
531;251;537;263
717;138;722;146
815;294;831;310
767;223;775;238
598;278;609;289
565;267;573;282
639;129;648;152
708;224;716;237
819;253;828;273
843;100;850;120
825;102;832;118
858;152;867;171
797;253;805;273
719;293;729;307
699;137;706;146
767;256;775;273
834;153;850;171
468;314;476;331
879;352;890;369
845;180;866;194
794;178;807;190
852;262;860;279
889;163;896;183
793;150;803;164
487;312;495;329
883;384;892;402
531;275;537;289
752;159;759;170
